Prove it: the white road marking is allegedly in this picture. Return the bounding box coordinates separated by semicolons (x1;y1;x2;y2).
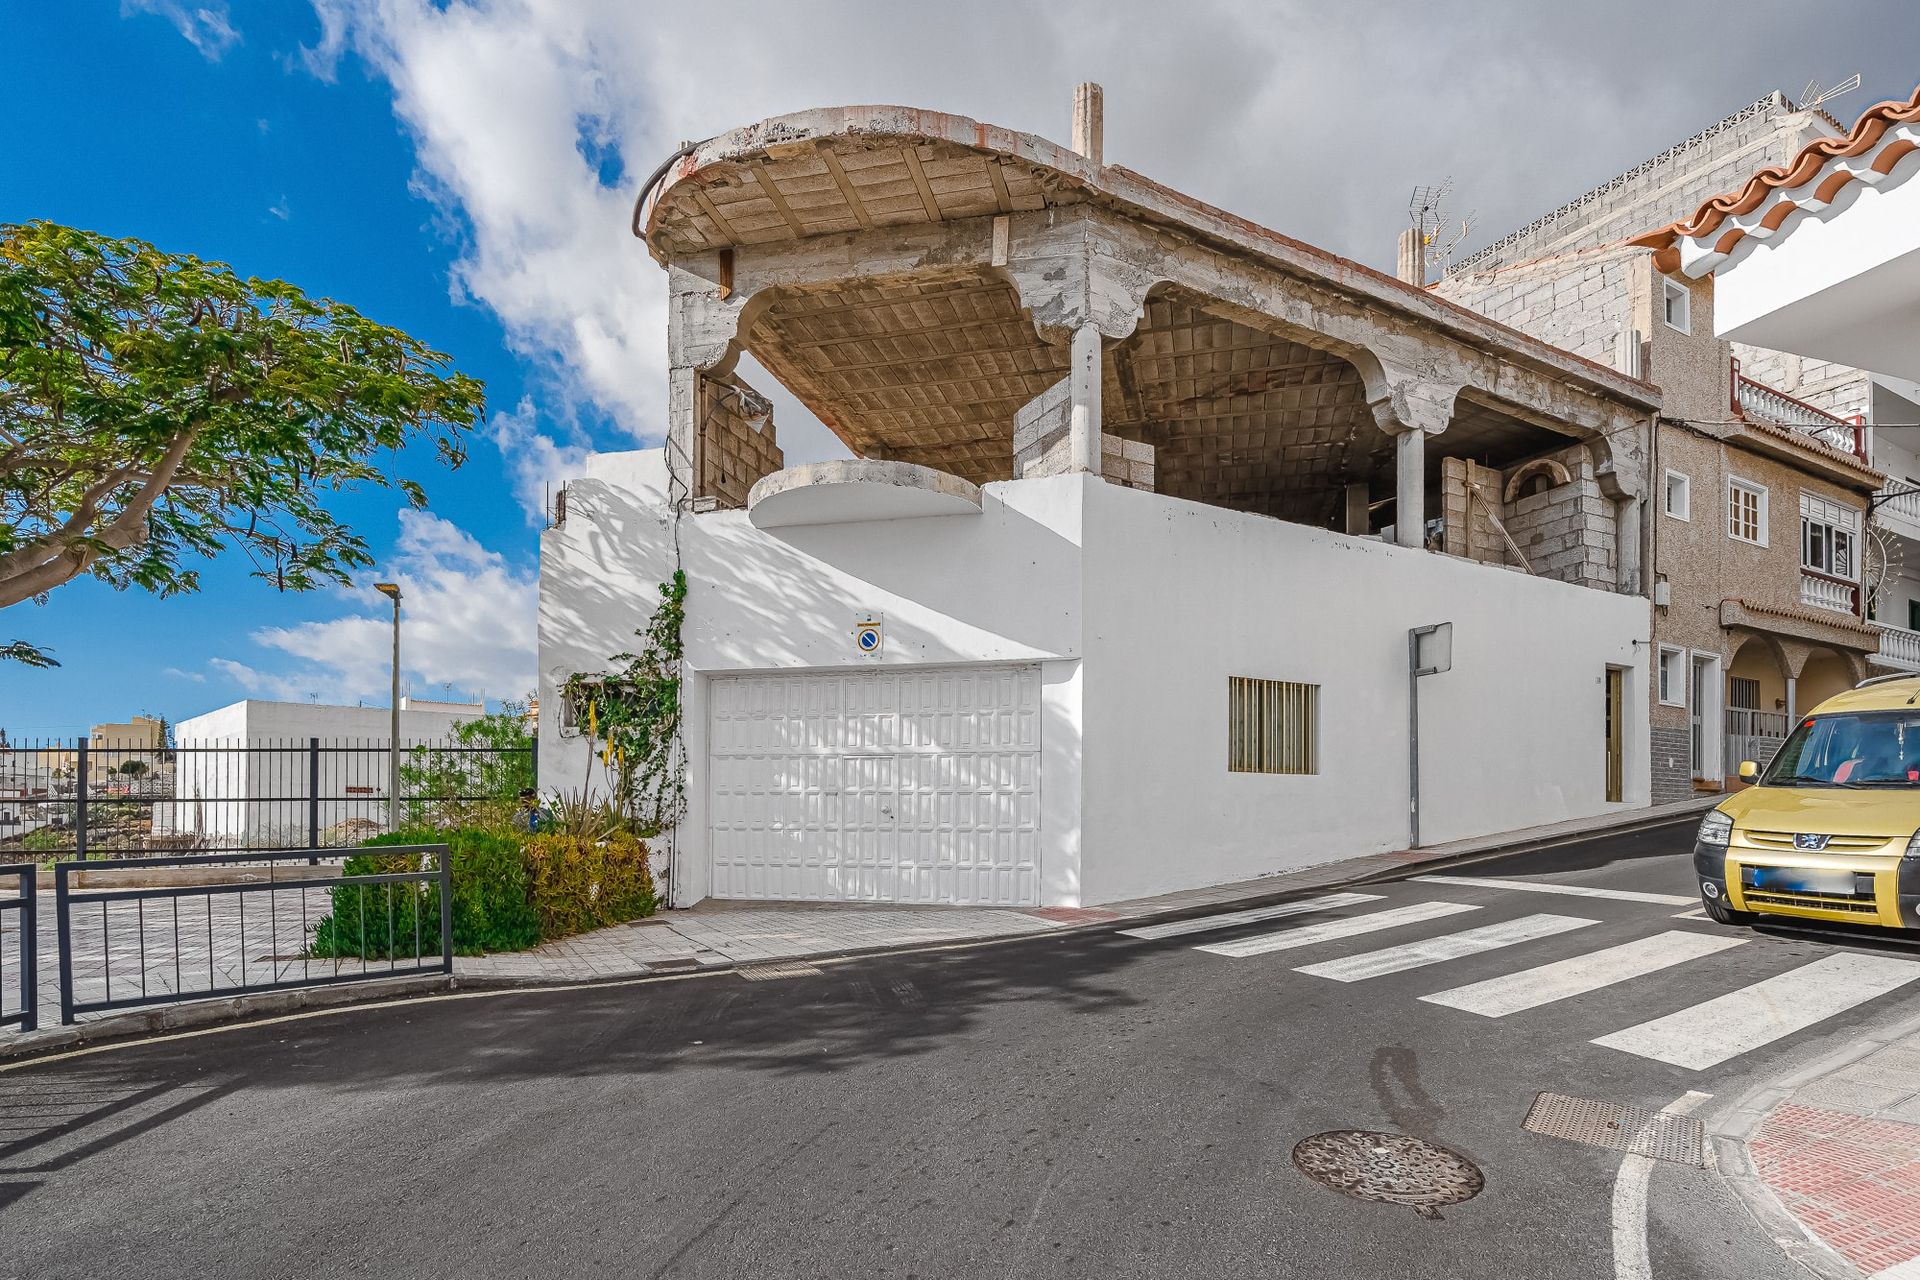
1414;874;1695;906
1420;931;1748;1017
1195;901;1478;958
1294;913;1597;982
1612;1089;1713;1280
1118;892;1383;940
1670;907;1708;920
1593;952;1920;1070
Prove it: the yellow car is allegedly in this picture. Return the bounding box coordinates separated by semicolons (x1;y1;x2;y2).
1696;674;1920;932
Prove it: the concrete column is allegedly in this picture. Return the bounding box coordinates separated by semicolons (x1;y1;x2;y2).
1615;496;1643;594
1785;677;1797;721
1069;322;1103;474
1395;428;1426;548
1396;228;1426;287
1072;83;1104;165
1344;483;1372;537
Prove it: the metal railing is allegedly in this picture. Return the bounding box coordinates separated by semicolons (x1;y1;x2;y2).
1800;568;1860;615
1727;707;1790;776
53;846;453;1025
0;736;531;861
1875;622;1920;671
1;864;35;1032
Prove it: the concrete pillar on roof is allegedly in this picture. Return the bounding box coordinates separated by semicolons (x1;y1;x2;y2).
1069;323;1103;474
1344;483;1372;537
1393;429;1427;548
1396;228;1427;287
1073;83;1104;166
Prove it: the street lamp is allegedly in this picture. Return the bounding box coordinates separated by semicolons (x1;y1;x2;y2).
374;582;402;831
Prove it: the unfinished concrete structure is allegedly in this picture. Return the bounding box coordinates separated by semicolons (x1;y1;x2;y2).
540;91;1661;909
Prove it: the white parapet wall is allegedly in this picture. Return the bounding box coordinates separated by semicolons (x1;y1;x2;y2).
540;449;1650;908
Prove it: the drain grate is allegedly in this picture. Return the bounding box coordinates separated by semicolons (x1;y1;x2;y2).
1291;1130;1484;1220
736;962;823;982
1522;1092;1706;1166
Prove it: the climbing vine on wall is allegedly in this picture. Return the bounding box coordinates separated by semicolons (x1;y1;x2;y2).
561;569;688;834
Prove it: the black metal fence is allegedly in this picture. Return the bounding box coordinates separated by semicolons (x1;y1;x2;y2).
53;846;454;1025
0;736;532;860
1;863;34;1032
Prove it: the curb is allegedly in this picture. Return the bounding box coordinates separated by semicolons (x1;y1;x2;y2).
0;804;1709;1063
1707;1007;1920;1280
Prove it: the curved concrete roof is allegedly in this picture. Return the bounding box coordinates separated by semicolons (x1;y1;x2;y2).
640;104;1659;410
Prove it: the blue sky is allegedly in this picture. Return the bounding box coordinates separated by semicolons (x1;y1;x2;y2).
2;2;549;735
3;0;1912;741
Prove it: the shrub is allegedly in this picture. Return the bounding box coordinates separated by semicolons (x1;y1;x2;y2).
523;830;657;940
311;827;539;958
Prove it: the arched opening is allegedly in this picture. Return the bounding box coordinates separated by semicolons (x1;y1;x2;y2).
1799;647;1856;712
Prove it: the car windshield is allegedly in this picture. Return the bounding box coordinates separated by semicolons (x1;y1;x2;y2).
1761;709;1920;788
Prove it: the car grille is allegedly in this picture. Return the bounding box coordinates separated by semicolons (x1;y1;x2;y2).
1742;889;1880;915
1741;829;1890;852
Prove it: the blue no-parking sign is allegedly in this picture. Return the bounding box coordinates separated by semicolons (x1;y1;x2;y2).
853;616;883;656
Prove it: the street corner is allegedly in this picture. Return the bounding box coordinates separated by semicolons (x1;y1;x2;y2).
1740;1037;1920;1278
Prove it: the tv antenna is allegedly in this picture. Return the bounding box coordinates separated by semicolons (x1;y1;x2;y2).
1408;180;1475;277
1799;73;1861;114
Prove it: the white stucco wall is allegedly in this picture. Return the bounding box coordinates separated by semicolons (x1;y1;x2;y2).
540;449;1651;908
1077;481;1651;905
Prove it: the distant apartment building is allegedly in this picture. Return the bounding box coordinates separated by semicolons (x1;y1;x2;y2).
1433;88;1895;802
168;697;485;846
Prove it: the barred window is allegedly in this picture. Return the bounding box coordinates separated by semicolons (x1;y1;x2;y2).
1228;678;1318;775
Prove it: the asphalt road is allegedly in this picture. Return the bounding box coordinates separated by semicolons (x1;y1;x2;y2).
4;819;1918;1279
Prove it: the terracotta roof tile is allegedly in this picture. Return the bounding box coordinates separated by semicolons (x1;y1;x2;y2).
1633;84;1920;272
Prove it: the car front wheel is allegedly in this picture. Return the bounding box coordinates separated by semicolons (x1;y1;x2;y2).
1702;894;1756;927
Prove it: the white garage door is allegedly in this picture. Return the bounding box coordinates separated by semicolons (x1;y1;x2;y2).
708;665;1041;905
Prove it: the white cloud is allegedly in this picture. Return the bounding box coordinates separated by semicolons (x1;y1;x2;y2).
161;666;208;684
490;397;590;525
211;511;536;706
123;0;240;60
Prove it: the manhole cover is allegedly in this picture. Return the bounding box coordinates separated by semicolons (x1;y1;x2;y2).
1521;1093;1706;1166
1291;1130;1483;1220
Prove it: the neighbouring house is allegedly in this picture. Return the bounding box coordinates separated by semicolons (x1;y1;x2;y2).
1433;87;1895;802
540;87;1661;911
1633;81;1920;670
168;697;485;846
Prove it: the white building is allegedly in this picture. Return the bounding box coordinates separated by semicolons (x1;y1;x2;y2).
170;697;485;846
541;94;1659;910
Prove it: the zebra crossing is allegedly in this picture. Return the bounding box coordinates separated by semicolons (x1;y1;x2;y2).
1123;880;1920;1071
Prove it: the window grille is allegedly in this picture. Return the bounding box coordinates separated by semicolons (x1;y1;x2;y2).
1228;678;1318;775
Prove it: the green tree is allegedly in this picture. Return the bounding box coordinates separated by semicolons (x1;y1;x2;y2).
399;702;536;829
116;759;149;778
0;221;485;664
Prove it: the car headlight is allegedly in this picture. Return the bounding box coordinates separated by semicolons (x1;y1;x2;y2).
1905;830;1920;860
1698;810;1733;848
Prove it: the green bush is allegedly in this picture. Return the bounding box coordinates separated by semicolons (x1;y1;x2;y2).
523;830;657;940
311;827;540;959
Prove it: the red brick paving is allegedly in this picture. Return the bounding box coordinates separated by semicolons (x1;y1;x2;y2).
1752;1101;1920;1276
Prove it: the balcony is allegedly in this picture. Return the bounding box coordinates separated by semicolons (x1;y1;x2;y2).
1873;621;1920;672
1876;483;1920;544
1800;567;1860;615
1732;361;1868;461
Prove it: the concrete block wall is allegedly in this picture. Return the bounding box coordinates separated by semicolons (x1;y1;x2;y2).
1447;98;1831;276
1731;345;1873;421
1439;457;1509;565
698;373;784;508
1433;248;1636;365
1017;430;1155;491
1503;455;1615;591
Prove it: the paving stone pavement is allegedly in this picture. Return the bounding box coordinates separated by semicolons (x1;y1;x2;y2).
0;795;1715;1028
1750;1039;1920;1279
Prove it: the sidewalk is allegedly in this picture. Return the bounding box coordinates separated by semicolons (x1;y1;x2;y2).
1721;1022;1920;1280
455;795;1715;984
3;795;1711;1056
